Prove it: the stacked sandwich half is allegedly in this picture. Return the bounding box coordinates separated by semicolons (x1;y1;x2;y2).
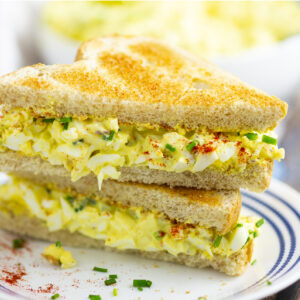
0;36;287;275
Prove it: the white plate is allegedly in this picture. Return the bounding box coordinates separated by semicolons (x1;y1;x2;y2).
0;178;299;300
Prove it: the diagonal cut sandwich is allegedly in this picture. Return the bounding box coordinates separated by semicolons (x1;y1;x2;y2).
0;173;259;276
0;36;287;192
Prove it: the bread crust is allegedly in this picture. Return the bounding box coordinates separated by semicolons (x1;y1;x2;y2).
0;151;273;193
0;36;287;132
0;210;253;276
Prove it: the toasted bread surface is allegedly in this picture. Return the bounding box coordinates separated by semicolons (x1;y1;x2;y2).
0;210;253;276
0;36;287;132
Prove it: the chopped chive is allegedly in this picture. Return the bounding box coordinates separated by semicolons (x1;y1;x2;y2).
13;238;25;249
51;294;60;299
86;197;97;205
153;231;162;240
105;278;116;286
267;280;272;285
59;117;72;130
72;138;84;145
65;195;75;204
133;279;152;288
213;236;222;248
102;130;115;141
245;133;258;141
33;117;37;122
137;287;143;291
113;288;118;296
74;205;84;212
63;122;69;130
244;236;250;246
165;143;176;152
93;266;107;273
262;135;277;145
55;241;61;248
237;132;240;136
236;223;243;228
45;187;52;194
109;274;118;279
186;140;198;151
42;118;55;123
251;259;257;266
255;218;264;228
248;230;253;234
59;117;72;123
88;295;101;300
253;231;258;238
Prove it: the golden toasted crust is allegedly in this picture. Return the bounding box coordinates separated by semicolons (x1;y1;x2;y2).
0;210;253;276
0;36;287;131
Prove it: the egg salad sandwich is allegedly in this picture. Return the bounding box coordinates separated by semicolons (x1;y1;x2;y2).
0;36;287;192
0;172;262;276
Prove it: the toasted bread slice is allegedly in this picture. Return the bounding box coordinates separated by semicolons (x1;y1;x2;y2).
0;36;286;132
0;151;272;193
0;210;253;276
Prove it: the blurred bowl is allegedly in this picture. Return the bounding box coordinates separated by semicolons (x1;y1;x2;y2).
35;20;300;103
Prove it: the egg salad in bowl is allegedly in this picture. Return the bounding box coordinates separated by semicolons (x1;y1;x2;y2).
0;176;262;260
0;109;284;191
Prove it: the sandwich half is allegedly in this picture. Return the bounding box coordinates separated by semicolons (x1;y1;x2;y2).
0;36;286;191
0;174;259;276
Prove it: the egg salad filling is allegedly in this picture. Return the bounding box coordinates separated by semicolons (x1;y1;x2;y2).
0;176;262;258
42;241;76;269
0;108;284;190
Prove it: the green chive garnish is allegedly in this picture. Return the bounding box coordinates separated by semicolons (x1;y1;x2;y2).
133;279;152;288
244;236;250;245
165;143;176;152
55;241;61;248
88;295;101;300
153;231;164;240
251;259;257;265
137;287;143;291
102;131;115;141
51;294;60;299
13;238;25;249
33;117;37;122
213;236;222;248
109;274;118;279
262;135;277;145
245;133;258;141
105;278;116;286
236;223;243;228
63;122;69;130
113;288;118;296
267;280;272;285
186;140;198;151
59;117;72;130
93;266;107;273
72;138;84;145
65;195;75;204
42;118;55;123
74;205;84;212
59;117;72;123
255;218;264;228
253;231;258;238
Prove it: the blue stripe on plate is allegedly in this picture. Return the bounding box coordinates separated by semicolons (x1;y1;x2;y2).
244;192;296;280
233;190;299;297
